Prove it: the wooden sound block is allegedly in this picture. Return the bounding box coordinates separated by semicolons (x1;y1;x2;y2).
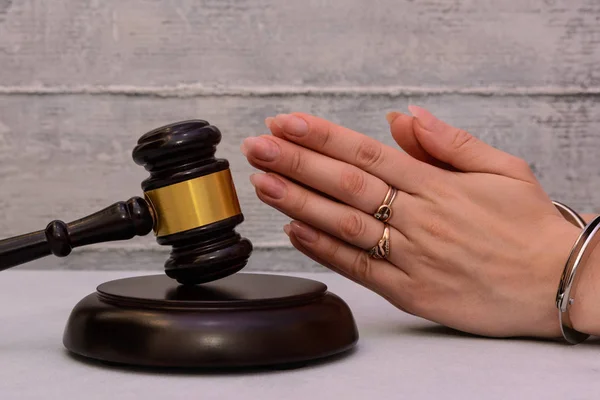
62;273;359;369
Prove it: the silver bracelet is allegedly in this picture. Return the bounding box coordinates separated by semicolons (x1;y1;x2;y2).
553;201;587;229
553;201;600;344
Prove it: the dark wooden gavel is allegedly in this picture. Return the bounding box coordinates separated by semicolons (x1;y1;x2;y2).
0;120;253;284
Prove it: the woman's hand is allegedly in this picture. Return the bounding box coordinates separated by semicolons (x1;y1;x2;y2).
241;107;583;338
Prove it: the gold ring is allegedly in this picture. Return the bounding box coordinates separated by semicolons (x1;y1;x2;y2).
368;224;390;259
374;185;397;222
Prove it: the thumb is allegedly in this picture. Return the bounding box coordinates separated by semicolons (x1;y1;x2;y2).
407;105;535;182
386;111;451;170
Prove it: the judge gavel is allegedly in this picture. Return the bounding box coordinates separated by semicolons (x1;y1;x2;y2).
0;120;252;285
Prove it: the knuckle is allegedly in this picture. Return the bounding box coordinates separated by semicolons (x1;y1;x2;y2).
450;128;476;152
355;139;384;169
292;189;309;213
338;211;367;240
323;239;342;261
349;251;373;282
317;124;333;150
339;168;367;197
422;218;449;240
428;179;455;201
510;156;532;173
289;150;305;175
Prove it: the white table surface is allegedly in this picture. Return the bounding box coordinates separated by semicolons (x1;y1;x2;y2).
1;270;599;400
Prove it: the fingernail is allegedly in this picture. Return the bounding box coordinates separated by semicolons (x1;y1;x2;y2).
283;224;291;236
386;111;401;125
274;114;309;137
242;136;280;161
408;105;438;131
265;117;275;129
290;221;318;243
240;141;248;156
272;114;288;129
249;173;287;199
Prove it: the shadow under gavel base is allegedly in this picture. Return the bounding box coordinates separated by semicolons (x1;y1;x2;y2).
62;273;359;368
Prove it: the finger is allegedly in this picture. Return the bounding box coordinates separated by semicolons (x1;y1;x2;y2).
242;134;414;226
407;105;536;183
249;172;411;269
264;112;439;195
284;223;374;287
385;111;452;170
283;220;412;310
241;137;276;173
283;224;339;271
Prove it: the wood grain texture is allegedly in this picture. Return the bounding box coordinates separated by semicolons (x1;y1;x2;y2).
1;94;599;251
0;0;599;88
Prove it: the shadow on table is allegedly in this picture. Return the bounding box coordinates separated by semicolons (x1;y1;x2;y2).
400;323;600;345
403;324;486;339
61;346;358;376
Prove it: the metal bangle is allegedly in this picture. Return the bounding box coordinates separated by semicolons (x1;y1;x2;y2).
555;211;600;344
552;201;586;229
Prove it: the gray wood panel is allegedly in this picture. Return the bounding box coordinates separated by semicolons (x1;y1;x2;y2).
0;0;599;88
15;246;326;272
1;94;599;252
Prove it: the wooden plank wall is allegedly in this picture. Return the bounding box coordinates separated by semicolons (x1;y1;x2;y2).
1;0;599;271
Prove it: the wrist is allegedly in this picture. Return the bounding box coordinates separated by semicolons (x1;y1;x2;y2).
567;231;600;336
582;213;599;223
535;219;582;338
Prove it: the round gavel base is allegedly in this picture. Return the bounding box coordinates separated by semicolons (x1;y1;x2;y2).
62;273;359;369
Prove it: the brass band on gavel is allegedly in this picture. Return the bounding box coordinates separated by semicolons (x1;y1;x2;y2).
144;169;242;237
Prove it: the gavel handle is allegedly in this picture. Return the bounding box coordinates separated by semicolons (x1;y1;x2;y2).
0;197;154;271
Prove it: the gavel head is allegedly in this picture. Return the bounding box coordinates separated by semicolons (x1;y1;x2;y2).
131;120;252;285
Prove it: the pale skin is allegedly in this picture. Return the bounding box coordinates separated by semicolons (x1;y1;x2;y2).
241;106;600;339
